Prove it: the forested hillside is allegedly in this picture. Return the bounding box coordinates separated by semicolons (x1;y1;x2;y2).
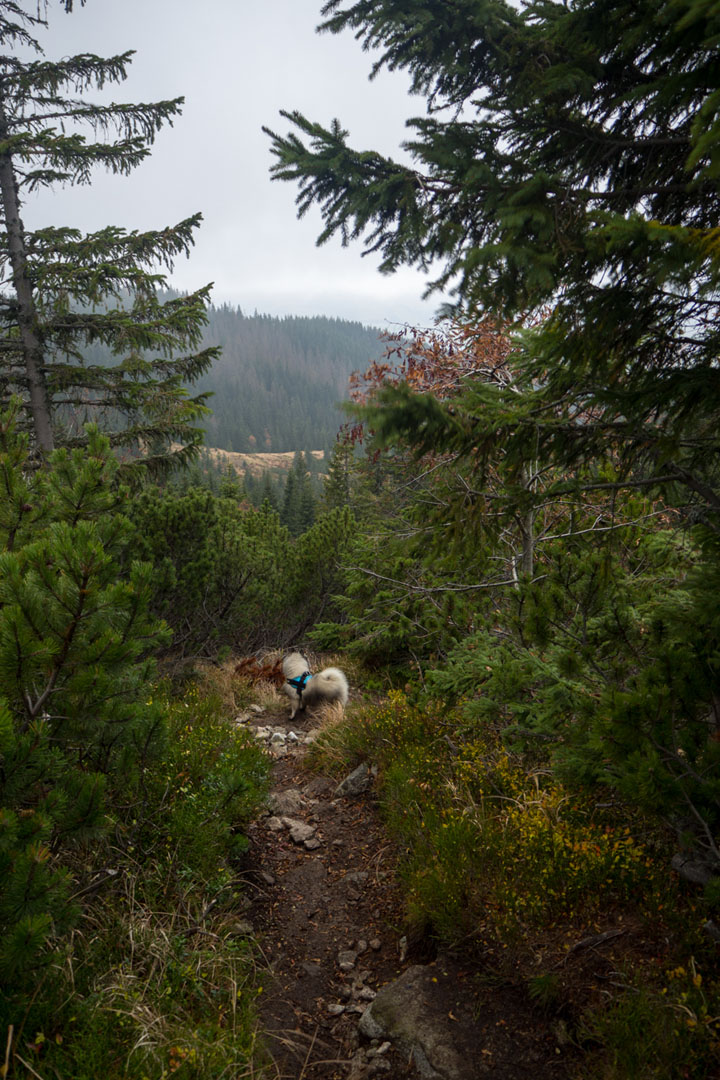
54;301;386;455
194;307;385;452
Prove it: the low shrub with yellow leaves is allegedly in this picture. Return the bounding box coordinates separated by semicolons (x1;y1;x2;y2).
314;692;664;941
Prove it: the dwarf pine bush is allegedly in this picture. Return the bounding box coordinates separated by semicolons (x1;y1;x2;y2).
128;482;355;659
0;404;169;995
0;405;272;1076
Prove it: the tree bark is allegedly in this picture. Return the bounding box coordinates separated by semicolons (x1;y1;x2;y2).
518;464;536;579
0;103;54;452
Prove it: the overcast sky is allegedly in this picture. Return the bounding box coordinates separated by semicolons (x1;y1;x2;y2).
24;0;440;329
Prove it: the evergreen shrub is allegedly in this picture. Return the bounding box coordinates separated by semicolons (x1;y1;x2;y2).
30;680;269;1080
0;405;271;1076
129;483;355;659
0;403;169;992
151;683;271;880
426;523;720;882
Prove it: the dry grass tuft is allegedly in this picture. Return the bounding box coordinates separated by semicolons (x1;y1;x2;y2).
193;657;285;715
91;872;265;1078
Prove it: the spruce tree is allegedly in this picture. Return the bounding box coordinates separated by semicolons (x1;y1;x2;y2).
281;462;301;534
322;440;353;510
0;2;216;468
260;470;280;510
265;0;720;521
281;452;316;536
298;452;317;532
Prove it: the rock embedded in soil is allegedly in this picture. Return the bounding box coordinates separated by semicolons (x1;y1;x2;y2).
358;964;477;1080
268;787;307;816
335;762;371;797
338;948;358;972
282;817;317;844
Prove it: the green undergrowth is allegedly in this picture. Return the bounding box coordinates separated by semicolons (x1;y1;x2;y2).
4;682;271;1080
308;691;720;1079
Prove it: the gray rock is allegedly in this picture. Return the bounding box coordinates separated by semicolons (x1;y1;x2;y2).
348;1051;368;1080
338;949;358;972
335;762;371;797
231;919;254;936
704;919;720;943
358;965;475;1080
282;817;316;844
344;871;368;901
268;788;306;816
265;816;284;832
358;1006;385;1041
672;852;719;886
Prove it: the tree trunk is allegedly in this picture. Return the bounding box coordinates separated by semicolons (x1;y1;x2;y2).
519;506;535;578
518;463;536;579
0;104;54;452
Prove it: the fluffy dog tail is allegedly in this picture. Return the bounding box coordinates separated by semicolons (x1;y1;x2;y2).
303;667;349;709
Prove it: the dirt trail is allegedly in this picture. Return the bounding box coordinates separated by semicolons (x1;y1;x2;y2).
242;703;575;1080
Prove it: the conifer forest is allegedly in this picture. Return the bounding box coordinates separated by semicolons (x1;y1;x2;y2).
1;2;720;1078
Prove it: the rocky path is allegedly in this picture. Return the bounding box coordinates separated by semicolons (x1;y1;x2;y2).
241;705;575;1080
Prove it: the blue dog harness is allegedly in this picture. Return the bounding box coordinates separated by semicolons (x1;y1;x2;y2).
287;671;312;702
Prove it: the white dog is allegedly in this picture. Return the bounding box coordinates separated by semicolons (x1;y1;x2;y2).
282;652;349;720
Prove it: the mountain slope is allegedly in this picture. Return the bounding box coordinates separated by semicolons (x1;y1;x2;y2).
196;307;385;452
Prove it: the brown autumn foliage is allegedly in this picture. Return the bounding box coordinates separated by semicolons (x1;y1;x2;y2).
234;655;285;687
348;318;515;406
